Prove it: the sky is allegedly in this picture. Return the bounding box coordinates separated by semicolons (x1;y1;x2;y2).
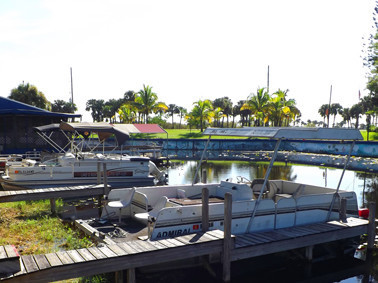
0;0;375;123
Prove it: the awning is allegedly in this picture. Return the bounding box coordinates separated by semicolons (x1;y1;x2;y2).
113;124;167;134
60;122;130;144
0;96;81;118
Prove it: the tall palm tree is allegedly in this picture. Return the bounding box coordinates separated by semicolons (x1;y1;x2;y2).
330;103;343;127
266;89;299;127
167;104;180;128
241;88;271;127
192;99;213;132
118;103;136;123
318;104;329;125
177;106;187;129
135;84;158;123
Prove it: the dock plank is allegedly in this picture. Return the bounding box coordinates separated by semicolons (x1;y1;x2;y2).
0;246;7;259
33;254;50;270
107;244;129;256
87;247;107;259
76;248;96;261
21;255;39;273
56;251;74;265
44;253;63;267
118;242;140;254
98;246;117;258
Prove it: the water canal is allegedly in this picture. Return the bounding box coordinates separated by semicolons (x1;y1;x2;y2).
137;160;378;283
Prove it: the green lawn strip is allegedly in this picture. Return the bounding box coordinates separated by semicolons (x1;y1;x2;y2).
0;200;92;255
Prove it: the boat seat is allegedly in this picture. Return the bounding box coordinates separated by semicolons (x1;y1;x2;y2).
107;187;136;223
292;184;306;199
176;189;186;199
135;196;168;239
134;196;168;222
251;178;273;199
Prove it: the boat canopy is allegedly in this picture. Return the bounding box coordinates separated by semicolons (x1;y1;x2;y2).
202;127;363;140
59;122;130;144
34;122;167;145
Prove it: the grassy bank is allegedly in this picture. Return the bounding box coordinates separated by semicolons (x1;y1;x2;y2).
0;200;92;255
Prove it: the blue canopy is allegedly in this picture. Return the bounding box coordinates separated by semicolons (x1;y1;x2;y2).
0;96;81;118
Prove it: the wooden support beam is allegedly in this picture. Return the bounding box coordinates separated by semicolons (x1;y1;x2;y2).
97;162;101;185
127;268;135;283
202;187;209;232
367;202;376;251
49;199;56;214
202;169;207;184
305;245;314;262
339;198;347;223
223;192;232;282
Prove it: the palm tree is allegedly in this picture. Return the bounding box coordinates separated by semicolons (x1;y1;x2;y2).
267;89;300;127
135;84;158;123
191;99;214;132
167;104;180;128
241;88;271;127
341;108;351;128
330;103;343;127
177;106;187;129
213;107;224;127
118;103;136;123
318;104;329;125
350;103;363;129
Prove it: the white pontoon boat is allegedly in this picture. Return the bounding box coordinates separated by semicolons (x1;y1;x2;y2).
103;127;363;240
1;122;167;190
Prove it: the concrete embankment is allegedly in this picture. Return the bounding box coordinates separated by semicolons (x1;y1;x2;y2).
132;138;378;172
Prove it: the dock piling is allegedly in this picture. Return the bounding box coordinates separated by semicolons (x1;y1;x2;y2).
223;192;232;282
202;187;209;232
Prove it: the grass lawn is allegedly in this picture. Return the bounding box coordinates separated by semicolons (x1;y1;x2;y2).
0;200;92;254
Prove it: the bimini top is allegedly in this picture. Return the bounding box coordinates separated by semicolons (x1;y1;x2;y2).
34;122;167;145
202;127;363;140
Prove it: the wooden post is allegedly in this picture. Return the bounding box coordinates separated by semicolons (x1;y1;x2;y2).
103;163;109;195
223;192;232;282
202;169;207;184
97;162;101;185
367;202;376;251
339;198;347;223
127;268;136;283
50;198;56;214
305;245;313;262
202;187;209;232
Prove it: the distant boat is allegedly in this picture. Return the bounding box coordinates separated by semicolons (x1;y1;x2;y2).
0;122;167;190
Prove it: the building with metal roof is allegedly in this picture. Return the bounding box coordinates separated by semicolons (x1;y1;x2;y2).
0;96;81;154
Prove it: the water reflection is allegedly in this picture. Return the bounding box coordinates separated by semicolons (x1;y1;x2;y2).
167;161;375;208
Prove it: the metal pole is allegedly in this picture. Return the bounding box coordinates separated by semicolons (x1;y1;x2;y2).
326;140;355;221
192;136;211;185
247;138;282;232
70;67;74;106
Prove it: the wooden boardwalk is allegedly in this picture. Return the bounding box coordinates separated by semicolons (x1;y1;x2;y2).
0;217;369;283
0;184;107;203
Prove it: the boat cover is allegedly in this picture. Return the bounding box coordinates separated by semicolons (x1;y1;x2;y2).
202;127;363;140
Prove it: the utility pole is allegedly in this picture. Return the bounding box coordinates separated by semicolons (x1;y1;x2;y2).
70;67;74;107
267;65;270;93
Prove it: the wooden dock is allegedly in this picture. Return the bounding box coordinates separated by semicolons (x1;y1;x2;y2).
0;217;370;283
0;184;107;203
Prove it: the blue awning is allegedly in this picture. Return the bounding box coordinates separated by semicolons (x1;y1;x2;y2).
0;96;81;118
